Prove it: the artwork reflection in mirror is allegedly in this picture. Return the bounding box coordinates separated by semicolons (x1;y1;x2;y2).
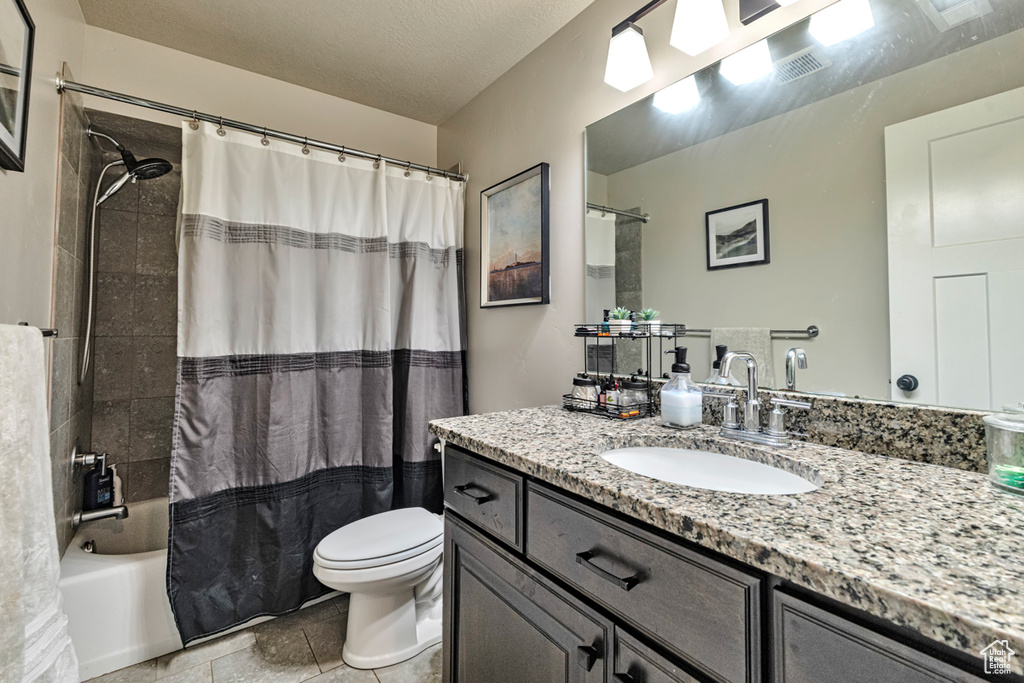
585;0;1024;411
0;0;33;172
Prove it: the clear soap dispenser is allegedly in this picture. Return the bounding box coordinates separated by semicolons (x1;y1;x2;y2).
661;347;703;429
706;345;742;386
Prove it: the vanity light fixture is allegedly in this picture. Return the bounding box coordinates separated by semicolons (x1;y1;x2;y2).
604;22;655;92
669;0;730;57
809;0;875;46
719;39;774;85
775;0;802;5
653;75;701;113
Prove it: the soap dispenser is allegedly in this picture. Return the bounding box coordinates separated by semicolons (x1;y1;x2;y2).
661;347;703;429
83;453;114;511
706;345;742;386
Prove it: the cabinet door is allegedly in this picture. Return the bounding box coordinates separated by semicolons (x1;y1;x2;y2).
774;591;986;683
444;513;611;683
613;627;700;683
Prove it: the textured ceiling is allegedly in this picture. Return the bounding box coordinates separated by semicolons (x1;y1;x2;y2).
77;0;596;125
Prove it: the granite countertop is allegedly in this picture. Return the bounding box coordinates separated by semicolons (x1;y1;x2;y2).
429;405;1024;672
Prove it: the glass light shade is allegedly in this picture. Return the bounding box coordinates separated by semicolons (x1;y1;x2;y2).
809;0;875;47
775;0;801;5
670;0;730;57
653;75;701;114
604;25;654;92
719;39;773;85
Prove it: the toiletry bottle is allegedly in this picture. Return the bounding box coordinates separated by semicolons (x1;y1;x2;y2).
606;379;621;414
706;345;742;385
661;347;703;429
83;454;114;511
110;463;123;506
598;377;609;407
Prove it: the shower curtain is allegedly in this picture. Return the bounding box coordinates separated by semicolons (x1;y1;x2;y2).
168;122;465;643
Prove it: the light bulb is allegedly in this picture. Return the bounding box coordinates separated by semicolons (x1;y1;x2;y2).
604;24;654;92
653;75;701;114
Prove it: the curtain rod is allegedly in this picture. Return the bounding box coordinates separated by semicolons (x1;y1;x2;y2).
586;202;650;223
55;75;467;182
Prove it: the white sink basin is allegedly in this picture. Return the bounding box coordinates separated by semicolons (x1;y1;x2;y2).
600;447;820;495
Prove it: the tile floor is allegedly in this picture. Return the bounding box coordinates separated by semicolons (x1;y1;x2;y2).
86;596;441;683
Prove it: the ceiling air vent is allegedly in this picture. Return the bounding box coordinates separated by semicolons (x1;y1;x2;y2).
915;0;993;32
773;46;833;84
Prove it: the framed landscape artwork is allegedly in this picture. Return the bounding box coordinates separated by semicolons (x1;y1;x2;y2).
480;162;550;307
705;199;770;271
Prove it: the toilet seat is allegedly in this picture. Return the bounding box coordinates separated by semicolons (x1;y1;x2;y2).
314;507;443;571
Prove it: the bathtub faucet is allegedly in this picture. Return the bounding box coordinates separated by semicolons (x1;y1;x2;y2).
72;505;128;530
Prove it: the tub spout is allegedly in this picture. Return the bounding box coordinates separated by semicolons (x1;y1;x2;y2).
73;505;129;529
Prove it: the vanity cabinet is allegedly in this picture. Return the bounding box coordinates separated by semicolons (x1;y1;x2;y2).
442;445;996;683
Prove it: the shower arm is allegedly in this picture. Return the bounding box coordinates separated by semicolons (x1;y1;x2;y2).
79;160;126;385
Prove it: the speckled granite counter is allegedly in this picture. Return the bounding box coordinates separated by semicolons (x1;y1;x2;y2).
430;406;1024;673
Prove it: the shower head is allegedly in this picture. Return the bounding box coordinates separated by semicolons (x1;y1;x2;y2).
118;147;173;181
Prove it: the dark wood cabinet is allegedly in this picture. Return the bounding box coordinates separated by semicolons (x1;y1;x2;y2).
613;627;700;683
443;513;610;683
444;445;524;550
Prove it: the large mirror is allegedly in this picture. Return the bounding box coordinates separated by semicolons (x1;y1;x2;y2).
585;0;1024;411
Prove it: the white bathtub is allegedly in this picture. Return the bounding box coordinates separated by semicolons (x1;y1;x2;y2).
59;498;182;681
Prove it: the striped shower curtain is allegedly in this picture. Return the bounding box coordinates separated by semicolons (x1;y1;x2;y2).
168;122;465;643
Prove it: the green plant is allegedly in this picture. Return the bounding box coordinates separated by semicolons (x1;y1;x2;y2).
609;306;632;320
638;308;660;321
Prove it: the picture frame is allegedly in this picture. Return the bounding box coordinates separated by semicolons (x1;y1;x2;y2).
705;199;770;271
0;0;34;172
480;162;550;307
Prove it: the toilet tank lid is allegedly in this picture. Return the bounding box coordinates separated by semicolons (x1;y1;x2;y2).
316;507;443;563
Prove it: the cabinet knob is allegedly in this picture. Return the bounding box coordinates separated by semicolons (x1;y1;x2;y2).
896;374;919;392
576;645;600;672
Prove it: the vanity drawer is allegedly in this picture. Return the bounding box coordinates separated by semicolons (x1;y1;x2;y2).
444;446;523;551
613;627;699;683
526;483;761;683
773;591;986;683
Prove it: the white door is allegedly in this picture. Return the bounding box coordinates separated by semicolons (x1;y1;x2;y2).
886;85;1024;410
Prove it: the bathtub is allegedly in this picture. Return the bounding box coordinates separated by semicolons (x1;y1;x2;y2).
59;498;182;680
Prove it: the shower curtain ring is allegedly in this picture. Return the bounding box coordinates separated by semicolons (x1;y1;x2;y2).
216;117;226;137
189;111;199;130
404;161;412;178
373;155;382;170
302;137;311;155
425;167;434;182
338;146;346;163
260;127;270;146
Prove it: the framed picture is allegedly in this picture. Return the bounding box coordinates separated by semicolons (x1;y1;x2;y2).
0;0;34;172
480;162;550;307
705;199;770;271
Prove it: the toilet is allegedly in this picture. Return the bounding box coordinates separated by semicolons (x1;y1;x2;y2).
312;507;444;669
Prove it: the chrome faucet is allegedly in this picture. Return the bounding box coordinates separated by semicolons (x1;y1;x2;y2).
72;505;128;530
707;351;810;447
785;348;808;391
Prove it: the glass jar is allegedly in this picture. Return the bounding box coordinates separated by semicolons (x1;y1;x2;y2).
984;413;1024;496
571;374;599;409
619;377;649;410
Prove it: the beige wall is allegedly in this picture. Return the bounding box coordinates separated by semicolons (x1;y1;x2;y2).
437;0;837;414
0;0;85;326
79;26;437;166
602;27;1024;399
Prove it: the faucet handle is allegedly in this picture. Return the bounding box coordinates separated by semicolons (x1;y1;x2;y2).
767;397;811;437
770;397;811;410
704;390;737;400
704;391;740;430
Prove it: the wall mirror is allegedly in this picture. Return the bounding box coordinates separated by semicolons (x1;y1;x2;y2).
585;0;1024;412
0;0;33;172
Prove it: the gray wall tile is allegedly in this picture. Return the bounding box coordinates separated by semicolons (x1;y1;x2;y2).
97;209;138;273
53;247;78;337
50;338;75;427
127;458;170;502
95;272;135;337
94;336;134;401
133;275;177;336
132;336;177;398
57;156;79;254
136;214;179;276
61;92;85;175
93;400;131;463
129;397;175;462
100;174;139;212
138;170;181;217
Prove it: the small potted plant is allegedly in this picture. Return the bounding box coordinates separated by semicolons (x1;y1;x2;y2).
609;307;633;334
638;308;661;335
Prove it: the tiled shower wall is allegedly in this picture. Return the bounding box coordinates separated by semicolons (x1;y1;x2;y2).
88;112;182;506
615;211;643;376
50;73;99;556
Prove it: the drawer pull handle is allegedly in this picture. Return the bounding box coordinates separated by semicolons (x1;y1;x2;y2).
576;644;600;671
614;675;635;683
453;484;492;504
575;551;640;591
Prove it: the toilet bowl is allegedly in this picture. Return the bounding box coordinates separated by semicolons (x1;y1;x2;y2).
312;507;443;669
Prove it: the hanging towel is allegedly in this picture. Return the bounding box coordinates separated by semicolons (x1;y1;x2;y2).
710;327;775;389
0;324;78;683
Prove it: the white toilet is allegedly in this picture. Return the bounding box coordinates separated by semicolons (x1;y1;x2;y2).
312;507;443;669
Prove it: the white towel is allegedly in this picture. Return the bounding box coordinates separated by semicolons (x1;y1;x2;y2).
0;324;78;682
710;327;775;389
